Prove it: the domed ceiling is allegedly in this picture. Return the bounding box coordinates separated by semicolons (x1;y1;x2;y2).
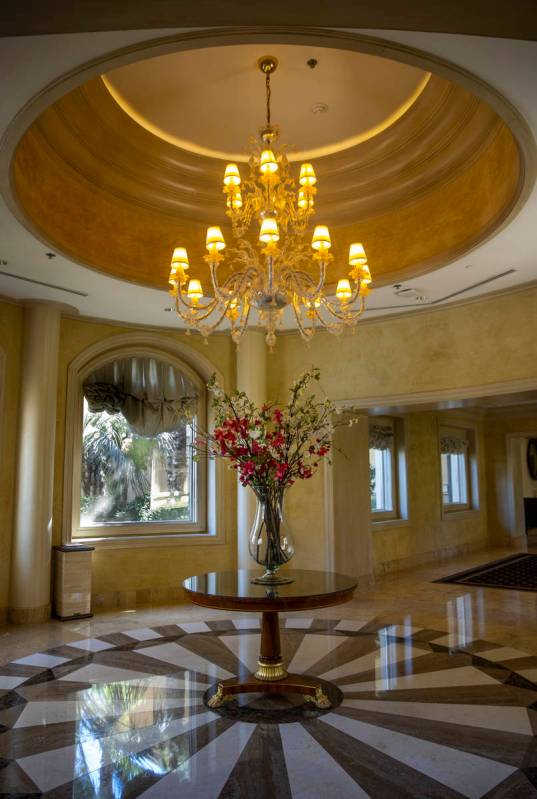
102;44;429;161
9;38;526;294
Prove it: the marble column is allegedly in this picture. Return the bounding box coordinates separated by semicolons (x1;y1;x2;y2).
9;303;61;623
235;329;267;570
328;414;374;585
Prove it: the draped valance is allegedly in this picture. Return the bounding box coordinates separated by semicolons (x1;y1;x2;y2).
369;424;394;451
440;436;469;455
83;357;198;437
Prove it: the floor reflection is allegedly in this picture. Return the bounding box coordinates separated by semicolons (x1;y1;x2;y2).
1;617;536;798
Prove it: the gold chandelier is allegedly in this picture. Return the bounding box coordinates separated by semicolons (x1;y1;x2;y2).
168;56;373;348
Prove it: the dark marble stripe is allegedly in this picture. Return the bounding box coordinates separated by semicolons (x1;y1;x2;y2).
528;709;537;736
0;759;40;796
219;724;292;799
0;703;27;730
178;632;245;676
91;648;182;675
308;619;340;633
307;635;380;677
151;624;183;637
333;649;475;687
471;659;516;684
0;664;49;678
409;629;454;644
343;684;537;706
98;632;144;647
501;656;537;671
206;619;237;633
485;770;537;797
307;717;462;798
280;629;310;667
336;705;536;767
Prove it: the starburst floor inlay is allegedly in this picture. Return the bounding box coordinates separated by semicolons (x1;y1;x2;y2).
1;616;537;797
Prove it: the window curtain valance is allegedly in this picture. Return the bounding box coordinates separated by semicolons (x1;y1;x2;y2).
369;424;394;451
83;357;198;437
440;436;469;455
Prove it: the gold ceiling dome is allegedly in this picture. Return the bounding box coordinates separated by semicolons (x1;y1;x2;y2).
7;33;530;328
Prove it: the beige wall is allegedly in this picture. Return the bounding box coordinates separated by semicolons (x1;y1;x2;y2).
0;299;23;622
53;316;237;608
2;284;537;617
269;287;537;574
373;411;487;573
270;286;537;402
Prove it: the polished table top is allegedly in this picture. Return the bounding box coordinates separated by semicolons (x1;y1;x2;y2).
183;569;357;612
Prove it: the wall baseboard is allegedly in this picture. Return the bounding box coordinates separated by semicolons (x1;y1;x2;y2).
7;604;51;625
92;585;188;612
374;539;489;576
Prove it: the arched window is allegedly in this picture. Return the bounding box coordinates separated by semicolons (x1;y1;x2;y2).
65;341;211;541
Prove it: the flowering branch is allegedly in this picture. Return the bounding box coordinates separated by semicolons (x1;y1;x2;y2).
194;367;351;493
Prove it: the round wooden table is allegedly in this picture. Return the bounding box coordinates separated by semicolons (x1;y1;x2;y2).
183;569;357;710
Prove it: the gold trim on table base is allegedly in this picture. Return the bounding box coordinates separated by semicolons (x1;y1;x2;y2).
254;658;288;681
206;673;332;709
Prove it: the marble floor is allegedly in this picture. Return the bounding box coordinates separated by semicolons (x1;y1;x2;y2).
1;547;537;797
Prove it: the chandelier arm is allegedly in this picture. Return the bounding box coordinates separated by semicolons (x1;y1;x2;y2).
319;294;366;323
281;262;326;302
175;284;219;316
322;279;362;317
175;296;221;325
216;266;260;299
291;296;315;341
230;300;253;343
209;255;260;301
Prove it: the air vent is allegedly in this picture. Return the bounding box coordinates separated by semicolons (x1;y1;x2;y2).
0;271;88;297
394;287;429;302
370;269;516;312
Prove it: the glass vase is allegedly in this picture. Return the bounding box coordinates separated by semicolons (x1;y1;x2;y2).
248;486;294;584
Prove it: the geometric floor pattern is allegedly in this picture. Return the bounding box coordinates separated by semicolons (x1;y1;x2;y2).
1;617;537;797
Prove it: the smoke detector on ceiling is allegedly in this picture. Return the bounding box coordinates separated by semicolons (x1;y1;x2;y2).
394;286;429;303
311;102;329;114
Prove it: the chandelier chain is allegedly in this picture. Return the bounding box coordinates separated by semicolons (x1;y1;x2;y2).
266;71;271;127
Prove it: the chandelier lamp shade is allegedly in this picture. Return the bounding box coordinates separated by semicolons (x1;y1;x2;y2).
168;56;373;347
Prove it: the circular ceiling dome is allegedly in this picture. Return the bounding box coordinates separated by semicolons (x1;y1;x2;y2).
103;44;429;161
5;29;532;296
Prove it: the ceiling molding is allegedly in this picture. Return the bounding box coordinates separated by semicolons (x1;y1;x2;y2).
1;28;533;295
1;2;537;40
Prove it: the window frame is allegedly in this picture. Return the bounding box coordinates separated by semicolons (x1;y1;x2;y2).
369;416;402;522
441;450;470;510
62;338;222;546
439;423;478;516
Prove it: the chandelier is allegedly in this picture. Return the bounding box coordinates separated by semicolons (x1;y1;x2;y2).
168;56;373;348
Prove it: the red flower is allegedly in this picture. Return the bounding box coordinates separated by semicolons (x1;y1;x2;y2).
275;463;289;482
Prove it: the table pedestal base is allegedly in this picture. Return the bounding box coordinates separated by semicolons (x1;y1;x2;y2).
207;609;332;710
207;673;331;709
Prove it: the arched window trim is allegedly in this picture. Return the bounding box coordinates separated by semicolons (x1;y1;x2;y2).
62;333;227;548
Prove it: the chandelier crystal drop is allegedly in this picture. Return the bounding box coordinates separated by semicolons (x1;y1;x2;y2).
168;56;373;348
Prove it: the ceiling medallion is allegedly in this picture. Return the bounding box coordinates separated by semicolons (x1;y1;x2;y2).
168;56;373;348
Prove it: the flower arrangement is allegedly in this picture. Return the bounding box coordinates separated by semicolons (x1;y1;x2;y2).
195;367;344;583
197;367;334;490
